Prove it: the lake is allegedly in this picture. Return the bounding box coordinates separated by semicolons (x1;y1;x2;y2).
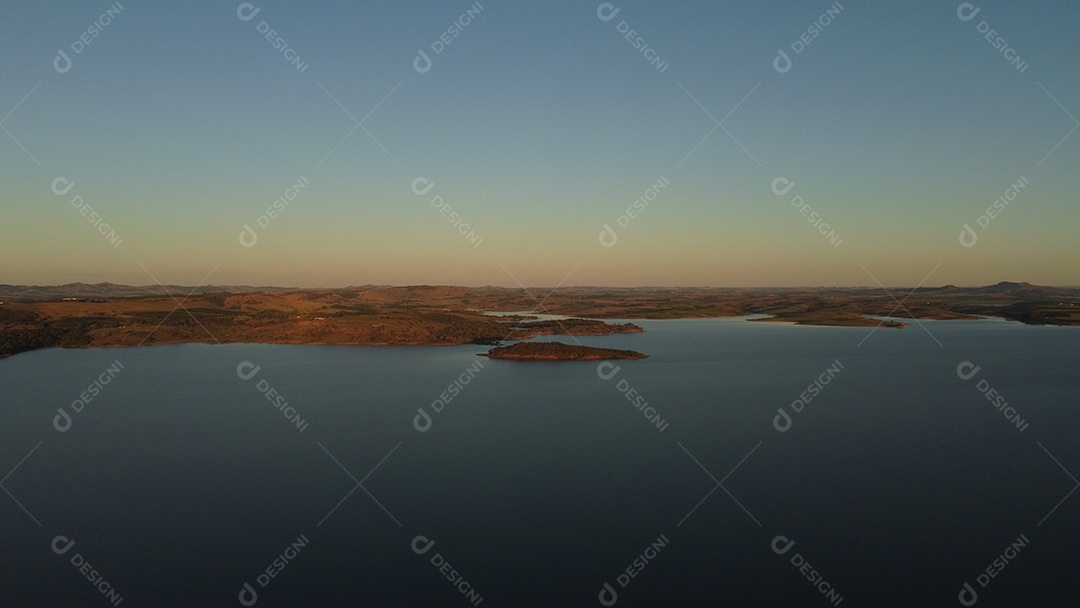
1;317;1078;606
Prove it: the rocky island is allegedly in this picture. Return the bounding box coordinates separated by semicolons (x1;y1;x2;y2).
481;341;648;361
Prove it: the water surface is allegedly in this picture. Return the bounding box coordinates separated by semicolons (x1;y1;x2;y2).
1;318;1078;606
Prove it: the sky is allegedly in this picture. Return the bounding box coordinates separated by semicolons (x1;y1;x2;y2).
1;1;1077;288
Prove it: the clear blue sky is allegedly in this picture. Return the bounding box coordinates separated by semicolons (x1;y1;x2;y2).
1;1;1077;287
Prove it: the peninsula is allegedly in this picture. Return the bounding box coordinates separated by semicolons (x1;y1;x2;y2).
481;341;648;361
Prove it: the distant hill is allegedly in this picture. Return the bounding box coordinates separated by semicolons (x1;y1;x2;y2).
0;282;292;302
976;281;1044;293
1;281;1075;302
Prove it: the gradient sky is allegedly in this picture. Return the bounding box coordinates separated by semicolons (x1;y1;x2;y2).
1;1;1077;287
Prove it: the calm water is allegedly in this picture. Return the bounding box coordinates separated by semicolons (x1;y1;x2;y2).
2;318;1078;606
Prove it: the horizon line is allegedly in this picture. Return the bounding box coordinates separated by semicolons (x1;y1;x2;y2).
3;280;1076;291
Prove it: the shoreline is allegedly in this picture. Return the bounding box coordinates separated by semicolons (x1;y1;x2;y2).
3;314;1075;362
3;283;1077;359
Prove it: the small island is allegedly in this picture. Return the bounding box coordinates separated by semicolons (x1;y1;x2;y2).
481;341;648;361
